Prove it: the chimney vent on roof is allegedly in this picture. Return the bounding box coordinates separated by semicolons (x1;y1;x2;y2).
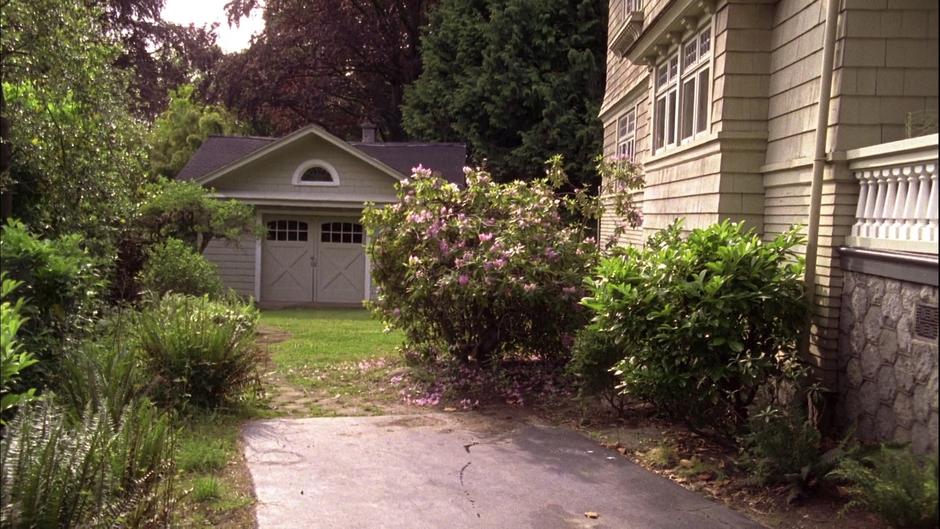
361;121;378;143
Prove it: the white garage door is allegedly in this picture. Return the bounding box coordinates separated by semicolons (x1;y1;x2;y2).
262;218;314;303
316;221;366;304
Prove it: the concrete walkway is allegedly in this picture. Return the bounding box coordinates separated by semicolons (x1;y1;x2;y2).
242;413;763;529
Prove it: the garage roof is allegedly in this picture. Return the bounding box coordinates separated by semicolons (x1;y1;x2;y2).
177;131;467;186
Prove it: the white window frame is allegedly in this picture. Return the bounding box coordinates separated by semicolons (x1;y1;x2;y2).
652;18;713;155
616;105;638;162
291;159;341;187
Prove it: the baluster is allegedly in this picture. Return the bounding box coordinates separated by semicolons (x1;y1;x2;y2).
852;170;870;238
912;164;930;242
926;164;938;243
863;170;882;238
888;167;908;240
878;169;898;239
871;169;888;238
899;166;919;241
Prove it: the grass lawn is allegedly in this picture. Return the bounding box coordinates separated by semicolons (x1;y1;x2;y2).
258;308;406;416
260;308;402;370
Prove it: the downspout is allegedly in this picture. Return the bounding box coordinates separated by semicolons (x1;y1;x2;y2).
800;0;841;357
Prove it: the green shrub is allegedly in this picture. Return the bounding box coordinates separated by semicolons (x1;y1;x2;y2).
138;238;224;298
363;166;598;367
567;325;625;412
0;399;176;528
177;437;229;473
0;220;105;382
0;275;38;421
830;445;939;529
583;220;807;433
135;294;260;409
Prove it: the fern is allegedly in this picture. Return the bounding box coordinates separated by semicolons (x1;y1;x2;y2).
829;444;939;529
0;399;176;529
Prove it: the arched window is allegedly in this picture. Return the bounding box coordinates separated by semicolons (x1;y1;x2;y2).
292;160;340;186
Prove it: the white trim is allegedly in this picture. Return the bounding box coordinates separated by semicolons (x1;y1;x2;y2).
292;159;340;186
254;210;262;301
364;231;371;303
195;125;404;186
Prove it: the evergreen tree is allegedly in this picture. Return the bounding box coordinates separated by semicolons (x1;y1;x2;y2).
401;0;607;187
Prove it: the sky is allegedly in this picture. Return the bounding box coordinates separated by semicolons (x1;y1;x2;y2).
161;0;265;53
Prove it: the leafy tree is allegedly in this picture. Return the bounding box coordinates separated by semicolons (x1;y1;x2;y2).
95;0;225;118
215;0;434;139
1;0;148;252
401;0;607;187
149;84;245;178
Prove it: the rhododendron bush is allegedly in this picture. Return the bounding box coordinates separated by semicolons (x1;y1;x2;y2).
363;166;602;366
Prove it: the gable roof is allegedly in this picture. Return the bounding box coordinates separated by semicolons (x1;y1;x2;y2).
177;136;274;181
176;126;467;186
350;142;466;185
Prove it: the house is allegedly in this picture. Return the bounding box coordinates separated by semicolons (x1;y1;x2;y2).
177;124;465;307
599;0;938;452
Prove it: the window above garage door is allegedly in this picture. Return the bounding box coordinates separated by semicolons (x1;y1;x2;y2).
321;222;363;244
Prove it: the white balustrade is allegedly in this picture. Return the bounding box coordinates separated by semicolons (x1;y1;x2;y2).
846;134;939;254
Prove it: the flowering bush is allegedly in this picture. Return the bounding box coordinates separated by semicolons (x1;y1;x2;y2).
363;166;598;366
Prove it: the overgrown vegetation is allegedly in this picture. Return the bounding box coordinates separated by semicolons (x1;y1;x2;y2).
830;445;939;529
582;220;808;434
136;294;261;410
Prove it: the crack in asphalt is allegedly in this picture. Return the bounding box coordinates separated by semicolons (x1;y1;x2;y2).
458;461;481;518
463;442;479;453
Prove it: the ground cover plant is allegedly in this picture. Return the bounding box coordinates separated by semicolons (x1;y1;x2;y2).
364;166;599;368
581;220;808;435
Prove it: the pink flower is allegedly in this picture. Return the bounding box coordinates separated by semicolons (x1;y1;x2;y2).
562;286;577;296
478;232;494;242
544;247;559;261
523;283;536;293
439;240;450;254
458;274;470;286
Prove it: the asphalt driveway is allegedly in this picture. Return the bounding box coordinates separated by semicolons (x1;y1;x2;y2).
242;413;763;529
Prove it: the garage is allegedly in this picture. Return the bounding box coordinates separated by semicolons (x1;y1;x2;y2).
261;216;366;305
178;124;465;307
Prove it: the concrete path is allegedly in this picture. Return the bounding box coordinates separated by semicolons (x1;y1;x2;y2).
242;413;763;529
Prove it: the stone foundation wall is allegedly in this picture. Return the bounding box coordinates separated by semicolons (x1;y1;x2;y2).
837;270;939;454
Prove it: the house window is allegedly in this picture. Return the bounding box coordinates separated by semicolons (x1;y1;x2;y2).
300;167;333;183
617;107;637;162
653;22;712;154
267;220;308;242
321;222;363;244
624;0;642;15
292;160;340;186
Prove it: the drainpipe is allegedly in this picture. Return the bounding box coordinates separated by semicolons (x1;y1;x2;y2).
801;0;841;359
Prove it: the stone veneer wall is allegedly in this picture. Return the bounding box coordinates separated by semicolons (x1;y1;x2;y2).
837;270;939;454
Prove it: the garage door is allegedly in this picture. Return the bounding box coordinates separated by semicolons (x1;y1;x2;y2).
262;218;314;303
316;221;365;304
